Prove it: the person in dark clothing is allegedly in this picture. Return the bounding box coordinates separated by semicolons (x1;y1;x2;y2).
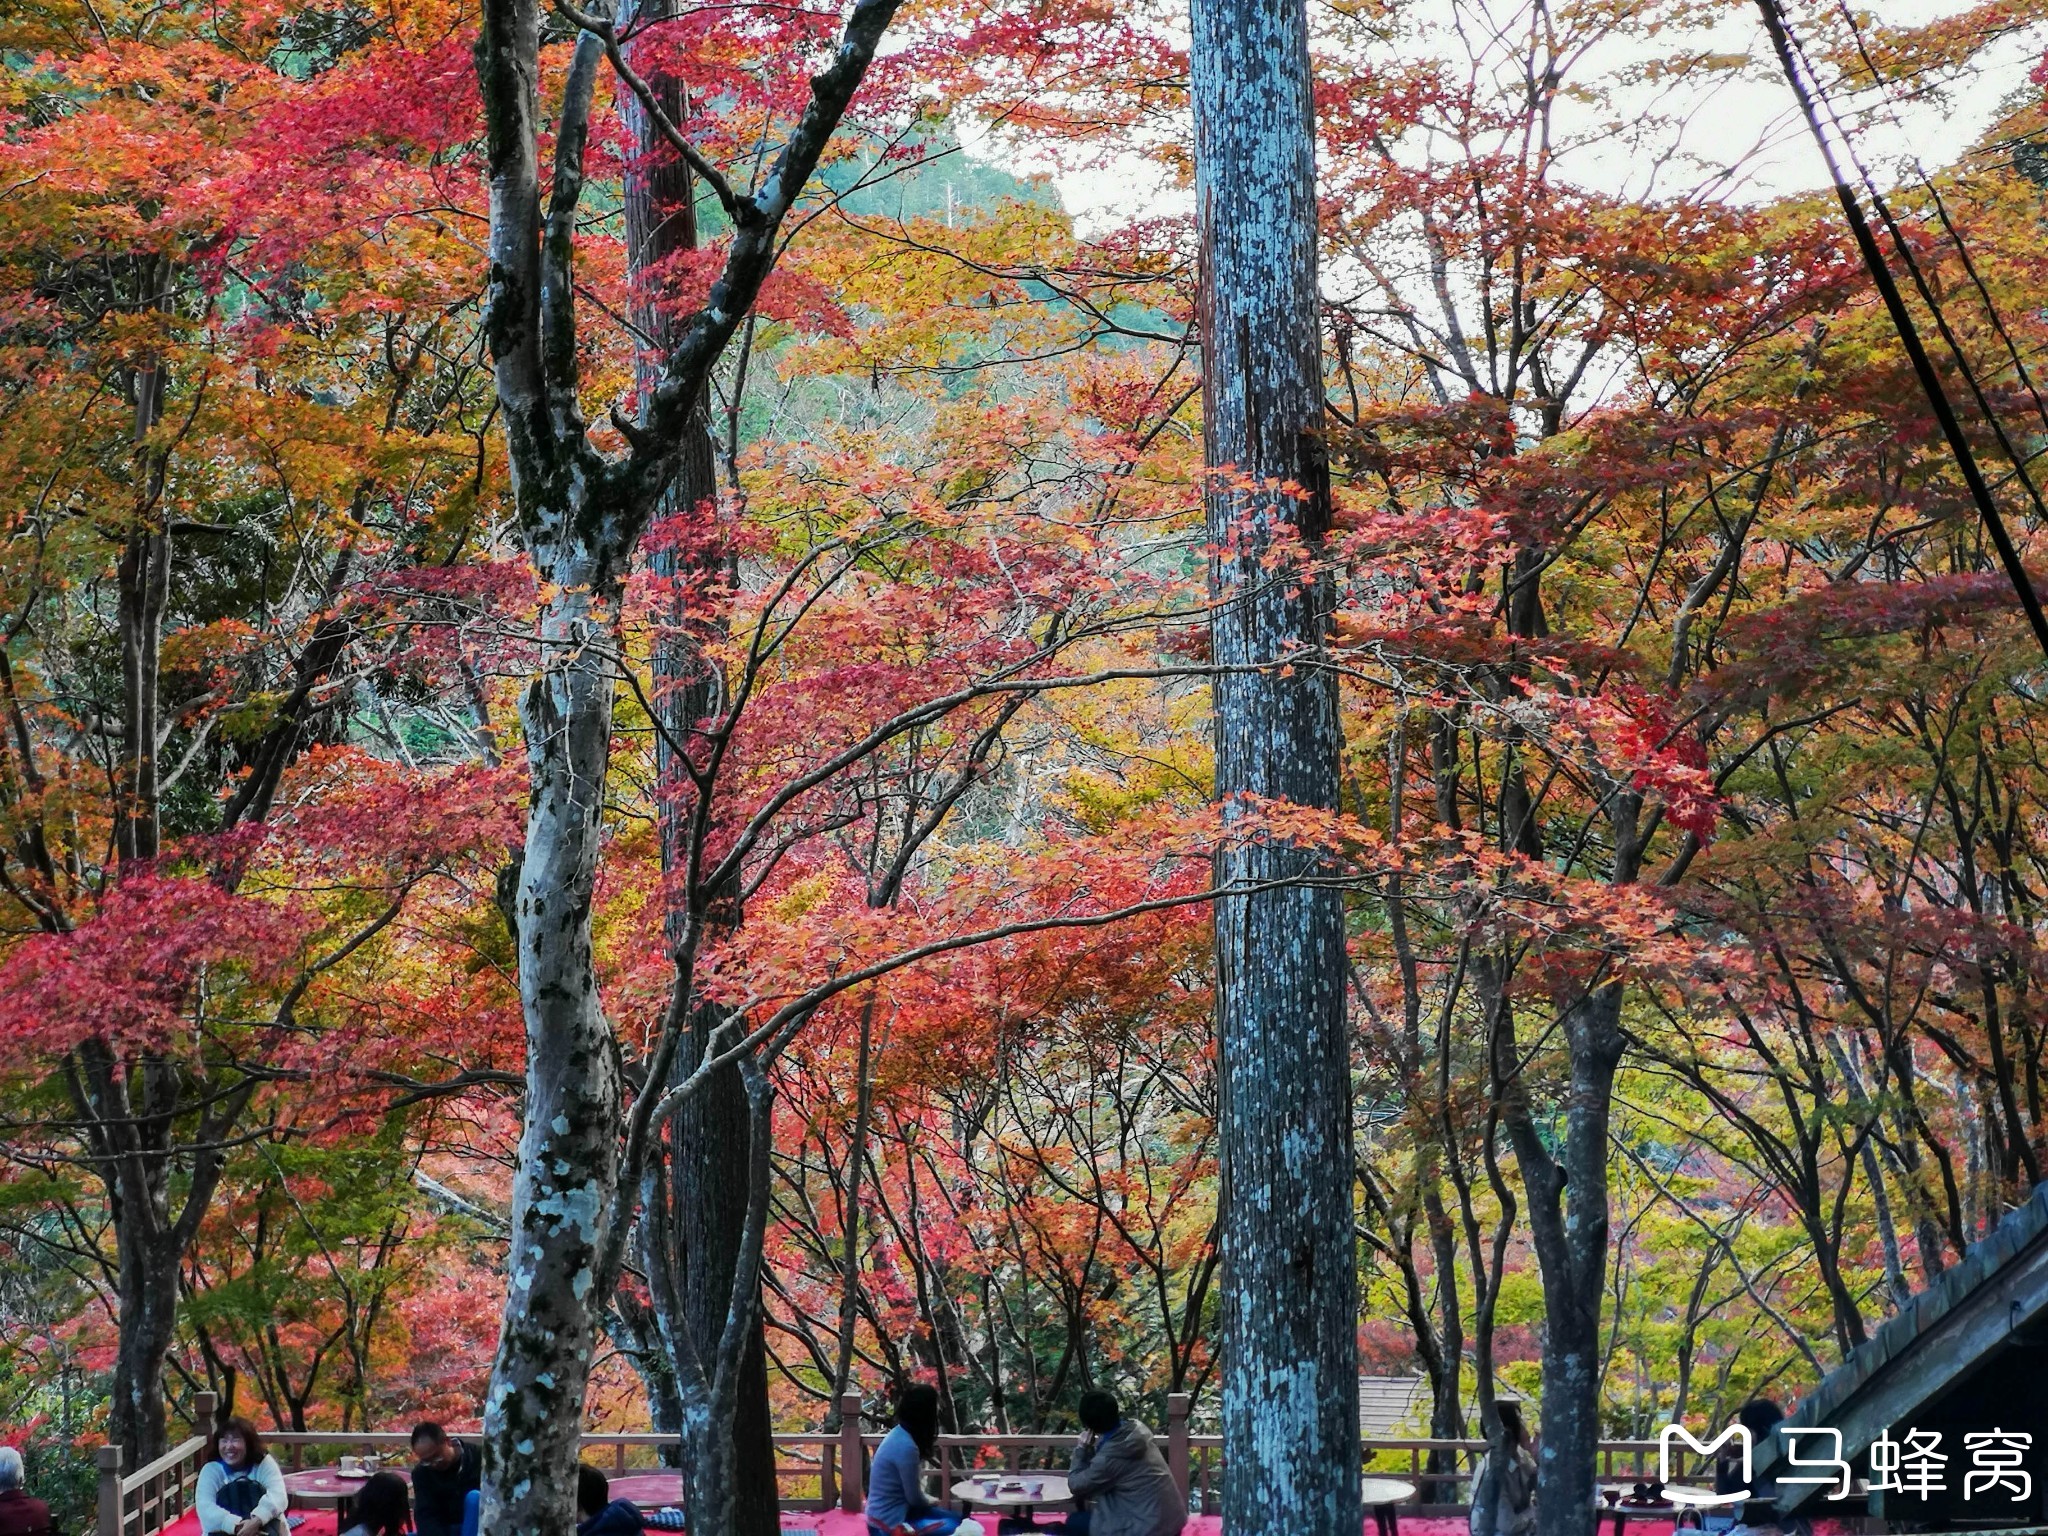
0;1448;56;1536
577;1465;645;1536
1712;1401;1787;1504
411;1424;482;1536
340;1473;411;1536
1063;1392;1183;1536
1708;1400;1808;1536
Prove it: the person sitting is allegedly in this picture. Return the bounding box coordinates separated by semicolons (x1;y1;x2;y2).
196;1418;289;1536
340;1473;411;1536
411;1423;482;1536
1468;1404;1537;1536
1064;1391;1183;1536
577;1465;645;1536
865;1385;985;1536
0;1448;56;1536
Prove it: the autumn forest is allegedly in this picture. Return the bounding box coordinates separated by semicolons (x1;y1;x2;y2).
4;0;2048;1533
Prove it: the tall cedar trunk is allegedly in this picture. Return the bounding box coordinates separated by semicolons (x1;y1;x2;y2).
670;1017;779;1535
1189;2;1361;1534
622;23;781;1526
481;553;625;1536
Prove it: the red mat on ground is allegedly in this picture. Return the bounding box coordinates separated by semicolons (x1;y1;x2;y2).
153;1515;343;1536
782;1514;1521;1536
153;1504;1841;1536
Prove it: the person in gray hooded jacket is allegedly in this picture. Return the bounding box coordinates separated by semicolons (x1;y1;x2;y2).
1064;1393;1185;1536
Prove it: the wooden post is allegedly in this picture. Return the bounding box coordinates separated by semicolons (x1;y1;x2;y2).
1166;1394;1190;1508
193;1393;218;1445
98;1445;125;1536
839;1392;865;1513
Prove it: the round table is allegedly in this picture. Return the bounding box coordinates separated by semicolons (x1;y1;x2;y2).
608;1472;688;1510
282;1467;411;1521
951;1473;1071;1524
1360;1477;1416;1536
1595;1487;1714;1536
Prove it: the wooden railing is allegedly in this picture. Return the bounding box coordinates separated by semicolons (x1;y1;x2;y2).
260;1431;837;1510
94;1390;1696;1535
94;1394;218;1536
1191;1436;1674;1515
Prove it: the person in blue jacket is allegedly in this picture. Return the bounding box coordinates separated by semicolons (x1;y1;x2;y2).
577;1466;646;1536
866;1386;986;1536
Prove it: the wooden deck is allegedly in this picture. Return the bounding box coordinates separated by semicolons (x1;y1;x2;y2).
95;1390;1690;1536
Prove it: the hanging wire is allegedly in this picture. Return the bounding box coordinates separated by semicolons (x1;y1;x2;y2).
1909;168;2048;440
1752;0;2048;663
1816;0;2048;504
1808;97;2048;529
1821;4;2048;511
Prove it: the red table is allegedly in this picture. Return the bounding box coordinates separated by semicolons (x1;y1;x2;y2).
607;1472;686;1510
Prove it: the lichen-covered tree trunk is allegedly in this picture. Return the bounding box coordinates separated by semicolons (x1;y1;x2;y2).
1189;0;1361;1532
472;0;904;1518
480;555;624;1536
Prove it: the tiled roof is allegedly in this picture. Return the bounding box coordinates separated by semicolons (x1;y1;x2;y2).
1359;1377;1431;1437
1784;1181;2048;1432
1357;1376;1521;1438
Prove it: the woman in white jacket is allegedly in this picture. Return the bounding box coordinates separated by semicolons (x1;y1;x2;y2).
195;1419;290;1536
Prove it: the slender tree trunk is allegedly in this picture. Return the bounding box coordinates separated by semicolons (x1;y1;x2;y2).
73;1041;248;1463
611;1292;687;1451
115;332;169;867
101;349;180;1458
114;527;168;864
1424;1180;1465;1445
828;997;878;1420
1190;2;1360;1534
1503;979;1625;1536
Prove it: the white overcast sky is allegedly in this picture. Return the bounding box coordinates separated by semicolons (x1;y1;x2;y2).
965;0;2043;238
